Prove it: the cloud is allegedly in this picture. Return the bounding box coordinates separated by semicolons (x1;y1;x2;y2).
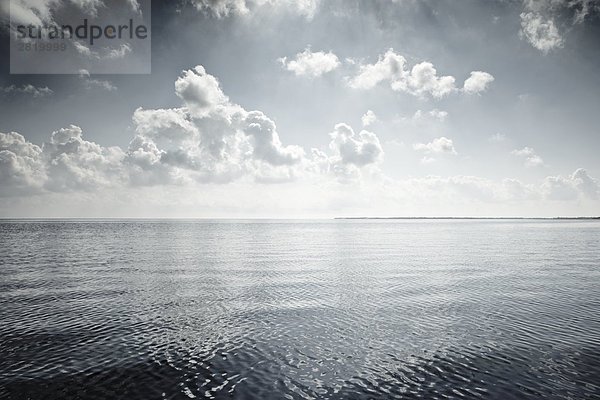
501;178;535;201
1;64;598;217
3;0;110;32
398;62;456;98
567;0;600;23
0;125;125;196
132;107;199;143
526;168;598;201
3;0;55;26
348;49;492;99
79;70;117;91
188;0;320;19
43;125;126;192
413;137;457;155
243;111;305;165
189;0;248;17
0;65;317;191
128;65;381;185
105;43;133;59
347;49;408;90
74;41;133;60
0;116;381;196
390;171;596;207
1;125;598;215
74;42;95;58
67;0;104;16
518;0;600;53
412;109;448;122
520;12;563;53
0;131;45;195
257;0;320;18
328;123;383;167
463;71;495;94
361;110;377;127
279;47;340;77
174;65;231;118
1;84;53;98
542;175;579;200
511;146;545;167
572;168;599;199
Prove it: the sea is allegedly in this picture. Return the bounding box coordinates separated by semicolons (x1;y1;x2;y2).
1;219;599;399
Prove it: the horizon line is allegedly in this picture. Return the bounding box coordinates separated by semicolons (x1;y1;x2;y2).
334;216;600;220
0;216;599;221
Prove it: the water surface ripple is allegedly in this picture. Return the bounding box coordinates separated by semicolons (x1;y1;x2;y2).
1;220;599;399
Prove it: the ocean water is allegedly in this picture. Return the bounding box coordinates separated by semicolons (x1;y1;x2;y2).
1;219;599;399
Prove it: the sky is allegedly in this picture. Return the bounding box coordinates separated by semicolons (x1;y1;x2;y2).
0;0;599;218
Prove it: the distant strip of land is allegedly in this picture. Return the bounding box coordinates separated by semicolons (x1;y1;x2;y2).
334;216;600;220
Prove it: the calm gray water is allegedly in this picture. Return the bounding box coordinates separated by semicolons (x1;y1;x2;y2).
1;220;599;399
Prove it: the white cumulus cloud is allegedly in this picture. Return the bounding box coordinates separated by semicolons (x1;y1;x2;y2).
347;49;408;90
348;49;493;99
279;47;340;77
361;110;377;127
511;146;545;167
328;123;383;167
174;65;231;117
0;131;45;195
463;71;495;94
412;109;448;122
413;137;457;155
571;168;599;199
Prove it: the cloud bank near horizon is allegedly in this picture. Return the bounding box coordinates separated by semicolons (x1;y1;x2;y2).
0;65;598;217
